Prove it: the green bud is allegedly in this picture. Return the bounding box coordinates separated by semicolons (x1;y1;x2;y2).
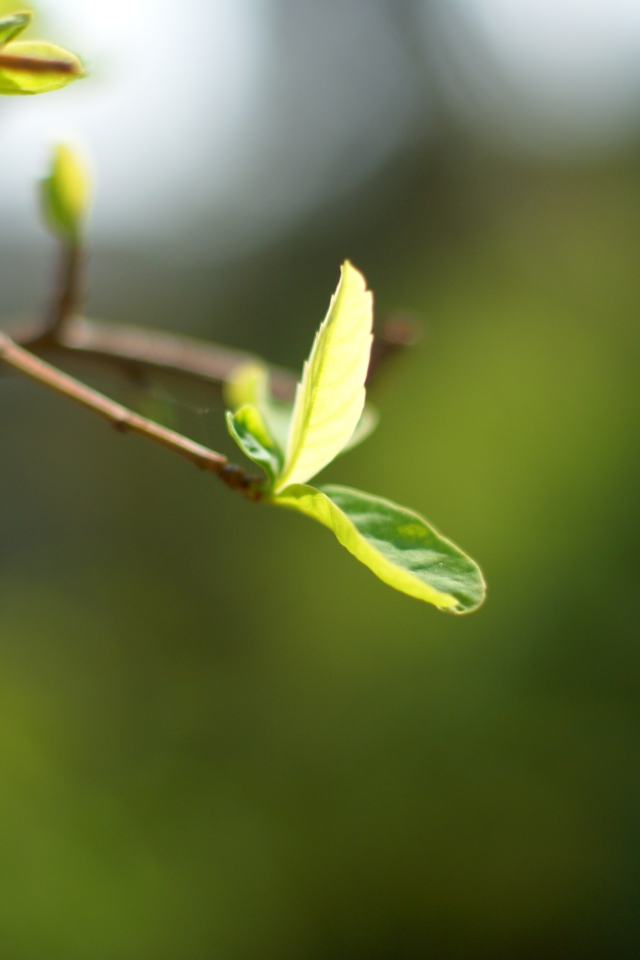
223;361;269;411
0;10;32;47
40;143;91;244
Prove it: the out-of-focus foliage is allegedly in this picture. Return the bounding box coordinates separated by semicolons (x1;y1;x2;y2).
0;39;81;95
0;8;82;95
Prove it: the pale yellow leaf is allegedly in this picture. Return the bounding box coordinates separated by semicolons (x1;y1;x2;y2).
274;261;373;493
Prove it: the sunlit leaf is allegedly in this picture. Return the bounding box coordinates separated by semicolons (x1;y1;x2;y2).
0;40;82;95
226;404;282;487
0;10;31;47
262;398;379;460
274;261;373;493
271;400;379;460
272;483;485;613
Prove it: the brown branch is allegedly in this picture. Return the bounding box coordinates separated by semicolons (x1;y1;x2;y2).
10;310;421;403
0;52;81;74
0;333;263;500
57;315;300;401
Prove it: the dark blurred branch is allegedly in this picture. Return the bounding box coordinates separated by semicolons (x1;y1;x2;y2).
59;315;299;399
0;333;263;500
10;310;421;402
367;312;423;383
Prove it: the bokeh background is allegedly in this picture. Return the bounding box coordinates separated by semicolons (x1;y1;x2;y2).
1;1;640;957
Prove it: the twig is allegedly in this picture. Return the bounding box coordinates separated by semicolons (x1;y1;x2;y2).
45;241;82;337
0;333;262;500
57;315;300;400
10;311;420;402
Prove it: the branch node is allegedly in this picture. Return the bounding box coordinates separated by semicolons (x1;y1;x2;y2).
218;463;263;501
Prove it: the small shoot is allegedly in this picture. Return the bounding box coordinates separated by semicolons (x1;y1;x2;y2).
225;359;379;458
226;403;282;488
225;261;486;613
41;143;91;245
0;9;83;95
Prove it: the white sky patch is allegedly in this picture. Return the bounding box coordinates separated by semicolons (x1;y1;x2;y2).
0;0;270;244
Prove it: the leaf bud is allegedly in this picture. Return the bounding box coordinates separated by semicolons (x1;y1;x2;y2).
40;143;91;244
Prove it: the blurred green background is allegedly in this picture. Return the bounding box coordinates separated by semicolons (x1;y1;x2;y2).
2;2;640;958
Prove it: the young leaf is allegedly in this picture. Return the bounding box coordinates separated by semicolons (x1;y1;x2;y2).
0;10;31;47
223;361;292;454
0;40;82;95
274;261;373;493
226;404;282;487
272;484;485;613
224;359;379;460
41;143;91;242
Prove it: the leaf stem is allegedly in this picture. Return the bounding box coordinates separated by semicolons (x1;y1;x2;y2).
0;333;263;499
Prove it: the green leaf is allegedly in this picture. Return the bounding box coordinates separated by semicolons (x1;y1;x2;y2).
274;261;373;493
226;404;282;487
0;40;82;95
41;143;91;242
272;484;485;613
223;361;292;454
0;11;31;47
